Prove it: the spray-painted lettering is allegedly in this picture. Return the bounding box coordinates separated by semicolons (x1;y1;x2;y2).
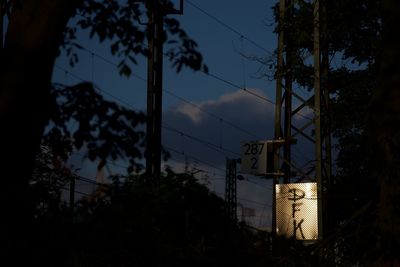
288;188;305;239
293;219;305;239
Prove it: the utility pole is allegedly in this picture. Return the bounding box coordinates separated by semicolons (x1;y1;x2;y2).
146;0;183;183
146;0;164;183
273;0;294;184
283;0;294;184
313;0;324;240
272;0;295;241
272;0;286;245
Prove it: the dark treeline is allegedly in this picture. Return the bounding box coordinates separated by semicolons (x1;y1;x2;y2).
268;0;400;265
29;152;272;266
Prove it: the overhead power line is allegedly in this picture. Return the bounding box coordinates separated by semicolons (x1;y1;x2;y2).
186;0;273;55
164;144;225;173
55;64;314;181
54;65;238;171
54;64;143;113
56;40;316;177
163;123;240;158
55;65;241;159
79;45;277;108
75;44;313;122
163;89;262;140
202;70;313;121
204;71;275;103
71;45;276;116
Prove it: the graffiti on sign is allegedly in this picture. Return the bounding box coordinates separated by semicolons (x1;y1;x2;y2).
276;183;318;240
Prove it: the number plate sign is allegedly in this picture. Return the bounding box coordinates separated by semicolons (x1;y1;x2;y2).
240;141;268;175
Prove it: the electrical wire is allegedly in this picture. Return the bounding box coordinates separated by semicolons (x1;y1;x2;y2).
56;64;316;182
162;123;240;158
55;66;240;175
76;44;314;122
164;144;225;174
185;0;273;55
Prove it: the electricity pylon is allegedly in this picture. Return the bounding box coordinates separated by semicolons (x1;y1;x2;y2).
272;0;332;241
225;158;237;222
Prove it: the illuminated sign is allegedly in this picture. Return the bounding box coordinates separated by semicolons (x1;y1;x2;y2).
275;182;318;240
240;141;275;175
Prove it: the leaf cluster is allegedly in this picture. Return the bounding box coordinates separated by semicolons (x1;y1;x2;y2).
45;82;146;173
269;0;383;263
30;145;73;218
61;0;208;77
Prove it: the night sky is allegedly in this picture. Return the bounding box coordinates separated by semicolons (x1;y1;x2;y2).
51;0;317;229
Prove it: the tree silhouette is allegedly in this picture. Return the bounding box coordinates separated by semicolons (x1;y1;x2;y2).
0;0;206;264
267;0;395;264
268;0;400;264
25;159;273;267
367;0;400;264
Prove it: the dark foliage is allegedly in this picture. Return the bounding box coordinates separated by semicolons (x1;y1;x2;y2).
27;164;272;267
45;82;146;173
72;171;226;266
62;0;208;76
1;1;208;265
268;0;384;264
30;146;73;218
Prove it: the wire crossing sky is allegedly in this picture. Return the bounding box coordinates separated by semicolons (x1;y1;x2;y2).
52;0;308;229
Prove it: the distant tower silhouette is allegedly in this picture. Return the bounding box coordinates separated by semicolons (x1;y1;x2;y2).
225;158;237;222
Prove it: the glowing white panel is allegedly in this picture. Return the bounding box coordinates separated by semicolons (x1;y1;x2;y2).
276;182;318;240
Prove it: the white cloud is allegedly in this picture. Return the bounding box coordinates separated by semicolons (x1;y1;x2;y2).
162;88;316;229
162;89;277;227
163;88;276;168
171;88;275;124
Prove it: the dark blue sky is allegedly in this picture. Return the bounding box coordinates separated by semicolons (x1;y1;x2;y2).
52;0;315;229
53;0;278;109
